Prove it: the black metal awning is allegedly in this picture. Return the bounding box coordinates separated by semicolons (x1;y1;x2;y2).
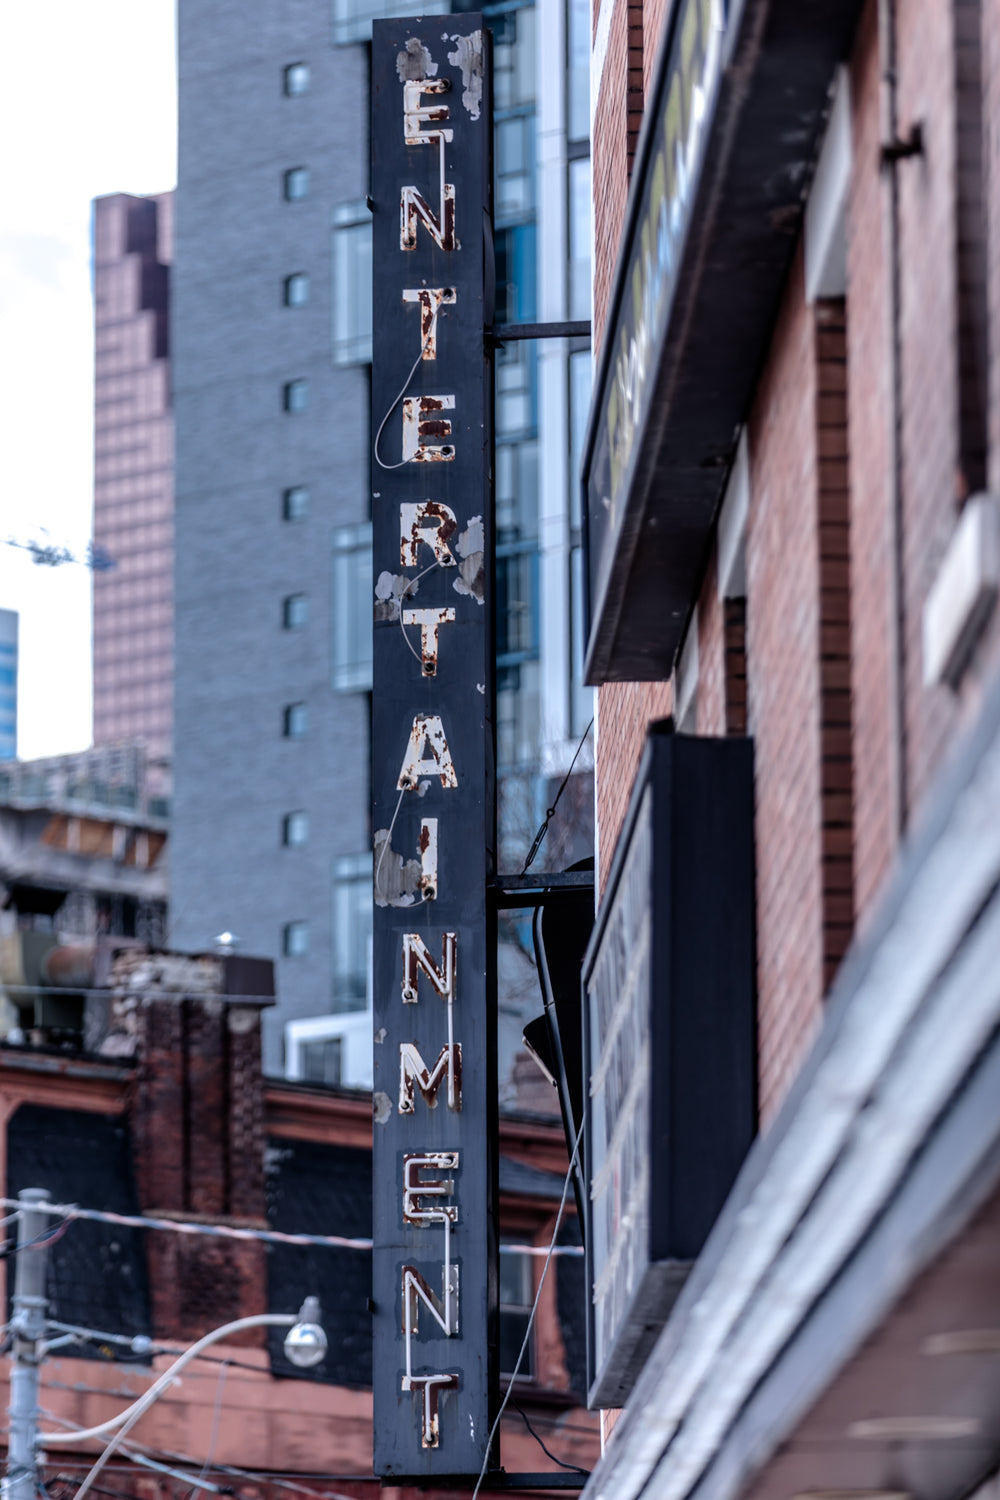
581;0;863;683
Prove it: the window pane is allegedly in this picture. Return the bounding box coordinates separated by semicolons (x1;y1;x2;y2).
283;379;308;412
302;1037;343;1086
284;920;309;956
283;810;309;845
568;348;593;528
284;167;310;201
284;272;310;307
569;157;592;322
283;593;309;628
332;522;373;691
283;702;308;737
332;851;372;1011
567;0;590;141
331;0;447;48
499;1239;534;1377
332;208;373;365
284;62;311;96
283;486;309;520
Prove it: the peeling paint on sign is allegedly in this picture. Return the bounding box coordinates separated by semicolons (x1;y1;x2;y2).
397;38;439;80
447;32;483;120
375;570;417;623
453;515;485;603
373;1091;393;1126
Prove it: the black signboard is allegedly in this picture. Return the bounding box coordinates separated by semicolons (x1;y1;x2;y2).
582;725;755;1406
370;18;495;1480
581;0;727;681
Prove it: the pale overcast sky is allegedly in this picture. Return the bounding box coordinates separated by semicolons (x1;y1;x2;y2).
0;0;176;760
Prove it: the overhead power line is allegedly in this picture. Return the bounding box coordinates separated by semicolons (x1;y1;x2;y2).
0;1200;583;1258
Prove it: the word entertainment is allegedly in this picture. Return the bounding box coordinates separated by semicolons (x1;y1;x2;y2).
370;17;495;1480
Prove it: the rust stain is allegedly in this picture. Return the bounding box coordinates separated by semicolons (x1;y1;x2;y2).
400;500;459;568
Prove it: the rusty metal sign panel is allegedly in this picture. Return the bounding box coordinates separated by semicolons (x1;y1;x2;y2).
370;17;495;1480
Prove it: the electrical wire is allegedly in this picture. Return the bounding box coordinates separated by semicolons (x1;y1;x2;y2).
519;718;595;876
472;1117;585;1500
373;346;424;471
0;1198;581;1259
194;1361;229;1489
508;1402;589;1475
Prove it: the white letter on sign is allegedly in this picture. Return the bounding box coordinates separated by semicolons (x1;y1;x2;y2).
403;607;455;676
399;1042;462;1112
398;715;458;789
402;395;455;463
400;79;459;253
403;1153;458;1225
403;287;457;360
400;502;458;568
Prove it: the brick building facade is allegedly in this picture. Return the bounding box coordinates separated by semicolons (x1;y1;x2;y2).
0;951;598;1496
575;0;1000;1497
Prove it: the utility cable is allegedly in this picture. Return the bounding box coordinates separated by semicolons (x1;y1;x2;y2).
519;718;595;876
0;1199;581;1258
471;1117;585;1500
508;1402;589;1475
373;347;424;471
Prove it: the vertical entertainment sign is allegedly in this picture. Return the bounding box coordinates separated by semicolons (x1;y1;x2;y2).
371;18;495;1479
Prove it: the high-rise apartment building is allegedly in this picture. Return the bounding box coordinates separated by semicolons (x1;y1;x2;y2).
91;193;174;786
0;610;17;761
171;0;591;1077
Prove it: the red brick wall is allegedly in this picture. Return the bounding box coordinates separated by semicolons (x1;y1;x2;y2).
846;0;895;925
745;251;825;1122
596;680;672;894
132;995;269;1342
593;0;632;347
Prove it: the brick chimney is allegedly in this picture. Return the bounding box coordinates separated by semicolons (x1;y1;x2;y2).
104;949;275;1343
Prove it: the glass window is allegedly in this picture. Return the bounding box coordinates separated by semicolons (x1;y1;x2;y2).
284;62;311;96
284;272;310;307
301;1037;343;1086
496;114;535;221
284;166;310;201
493;6;536;112
495;223;537;326
283;486;309;521
566;0;590;142
331;0;447;48
283;702;309;737
332;202;373;365
283;379;308;413
332;852;372;1012
568;348;593;527
499;1239;534;1378
283;593;309;629
283;920;310;957
283;810;309;846
496;545;539;664
332;522;373;691
569;157;592;323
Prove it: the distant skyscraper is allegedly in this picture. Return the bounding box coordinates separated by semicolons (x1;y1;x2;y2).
171;0;591;1078
0;610;17;761
91;193;174;781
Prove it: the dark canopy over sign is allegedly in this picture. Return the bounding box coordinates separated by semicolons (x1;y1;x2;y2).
370;18;495;1480
581;0;864;682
